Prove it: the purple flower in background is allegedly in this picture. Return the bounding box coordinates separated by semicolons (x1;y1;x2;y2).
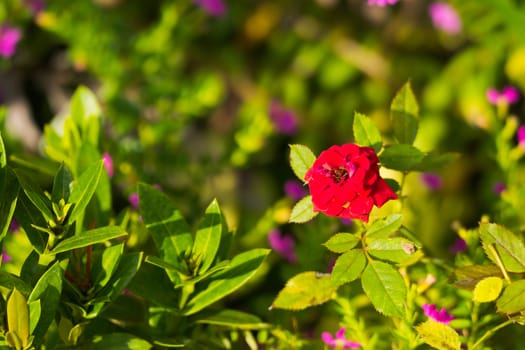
487;86;520;105
269;100;298;135
0;25;22;58
517;126;525;149
1;250;12;263
268;229;297;263
422;303;454;324
194;0;226;17
420;173;443;191
429;2;462;34
367;0;398;6
493;182;506;196
102;152;114;178
450;237;467;254
24;0;45;15
321;327;361;349
8;219;19;233
340;218;353;226
284;180;307;201
129;192;139;210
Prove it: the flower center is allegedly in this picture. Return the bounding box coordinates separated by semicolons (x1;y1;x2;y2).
330;166;349;183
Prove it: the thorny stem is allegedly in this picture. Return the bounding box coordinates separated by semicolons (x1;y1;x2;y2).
470;319;514;350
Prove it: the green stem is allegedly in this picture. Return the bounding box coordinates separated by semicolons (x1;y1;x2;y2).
470;319;514;350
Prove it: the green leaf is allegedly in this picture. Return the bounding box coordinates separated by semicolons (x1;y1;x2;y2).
127;263;178;309
91;333;152;350
68;160;103;225
365;214;403;239
91;243;124;290
50;226;127;254
497;279;525;314
330;249;367;286
0;132;6;167
7;288;29;348
453;264;502;290
411;152;461;172
51;164;73;205
192;199;223;274
353;112;382;152
367;237;417;263
361;260;406;317
289;144;316;181
28;261;65;346
289;195;318;223
70;86;101;133
10;153;58;178
183;249;269;315
138;183;193;274
14;192;47;254
28;300;41;335
271;271;337;310
0;272;32;296
379;144;425;171
473;277;503;303
479;223;525;273
196;309;270;330
415;320;461;350
0;167;18;243
14;170;54;223
390;81;419;144
323;233;361;253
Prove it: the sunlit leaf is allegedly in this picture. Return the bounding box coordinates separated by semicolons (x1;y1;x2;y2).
453;264;503;290
479;223;525;273
323;233;361;253
379;144;425;171
196;309;270;330
367;237;417;263
473;277;503;303
271;271;337;310
331;249;366;286
289;144;316;181
68;160;104;225
51;226;127;254
289;195;318;223
390;81;419;144
7;288;29;348
366;214;403;239
0;167;18;243
361;260;406;317
497;280;525;314
353;112;382;152
415;320;461;350
192;199;222;274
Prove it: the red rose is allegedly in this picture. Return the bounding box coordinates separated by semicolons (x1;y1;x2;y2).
304;144;397;222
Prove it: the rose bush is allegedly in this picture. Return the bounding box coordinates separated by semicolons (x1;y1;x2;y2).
304;143;397;222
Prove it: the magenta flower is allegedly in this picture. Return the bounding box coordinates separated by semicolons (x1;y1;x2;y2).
102;152;114;178
367;0;399;6
449;237;467;254
429;2;461;34
194;0;226;17
128;192;139;210
487;86;520;105
422;304;454;324
517;126;525;149
269;100;298;135
321;327;361;349
420;173;442;191
2;250;12;263
8;219;19;233
268;229;297;264
0;25;22;58
24;0;45;15
493;182;506;196
284;180;307;202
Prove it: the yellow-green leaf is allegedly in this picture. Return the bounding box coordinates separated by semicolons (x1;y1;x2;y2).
271;272;337;310
473;277;503;303
415;320;461;350
289;144;316;181
289;195;318;223
7;288;30;348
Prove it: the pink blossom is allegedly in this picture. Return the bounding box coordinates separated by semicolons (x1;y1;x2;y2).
367;0;398;6
269;100;298;135
0;25;22;58
268;229;297;263
420;173;442;191
422;303;454;324
493;182;506;196
102;152;114;178
449;237;467;254
128;192;139;210
24;0;45;15
8;219;19;233
429;2;462;34
2;250;12;263
284;180;307;201
321;327;361;349
195;0;226;17
487;86;520;105
517;126;525;149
